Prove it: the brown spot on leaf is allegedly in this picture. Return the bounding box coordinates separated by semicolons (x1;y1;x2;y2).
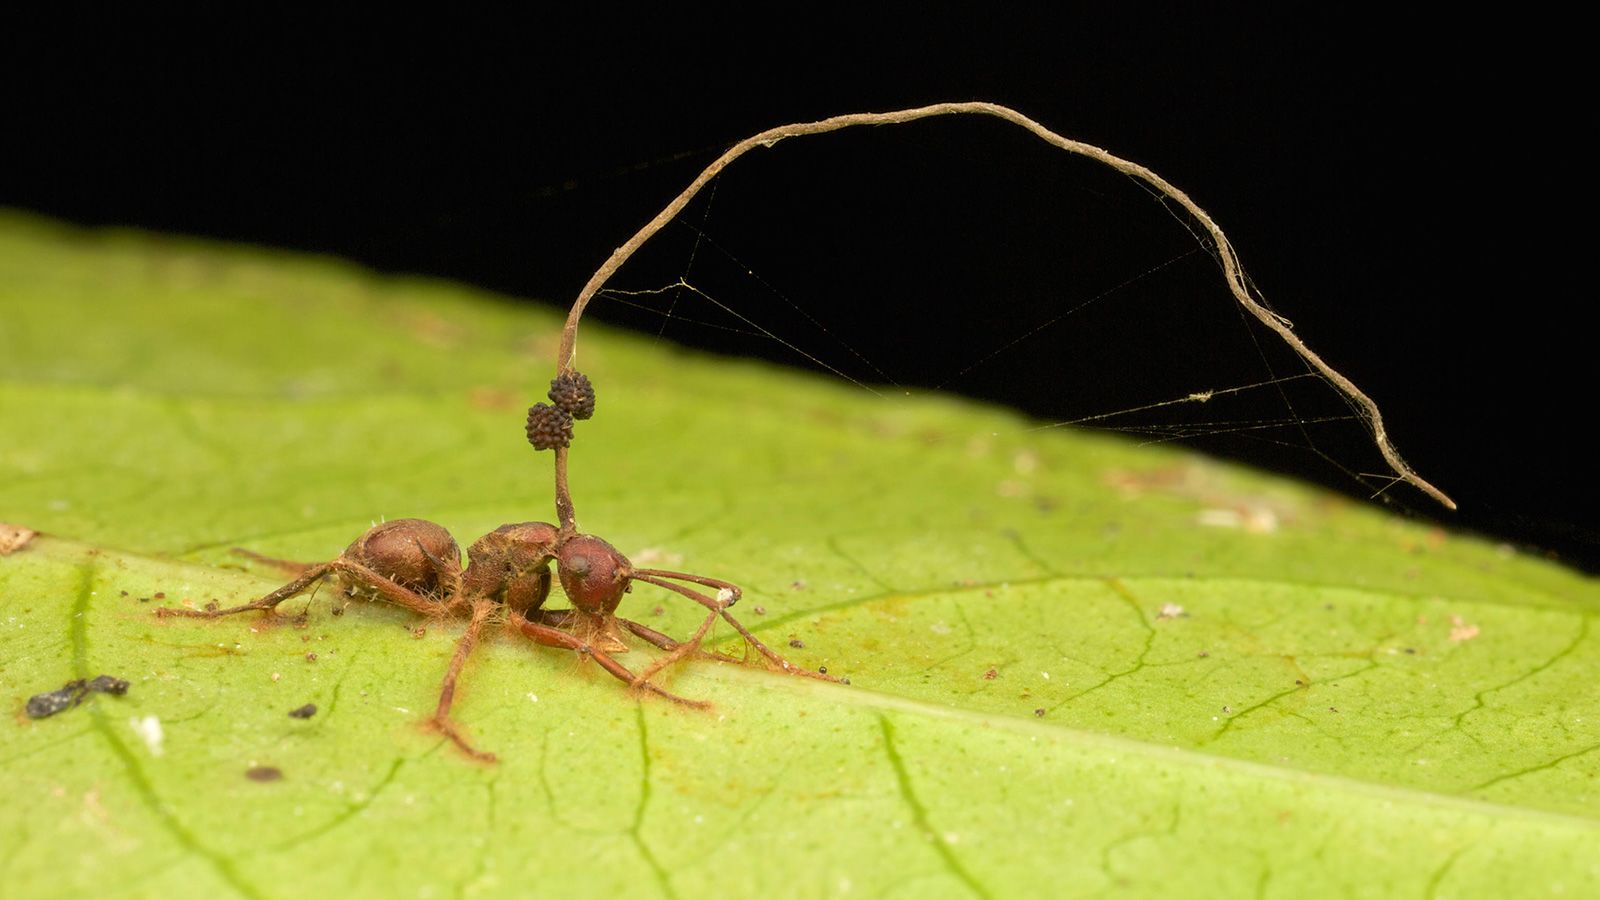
0;523;36;556
1448;615;1481;642
245;766;283;782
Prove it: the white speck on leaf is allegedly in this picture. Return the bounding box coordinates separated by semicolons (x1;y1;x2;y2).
129;716;164;756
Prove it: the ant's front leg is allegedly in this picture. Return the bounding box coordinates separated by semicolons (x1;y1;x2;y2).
615;617;720;655
632;568;845;684
508;611;710;709
625;607;721;692
537;608;734;671
526;607;631;654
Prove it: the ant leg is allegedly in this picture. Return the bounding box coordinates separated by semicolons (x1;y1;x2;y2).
507;612;710;709
157;560;450;620
425;599;498;762
616;617;682;651
632;571;844;684
618;617;744;662
528;608;579;629
526;607;630;653
155;564;333;618
231;547;320;576
332;560;458;618
546;610;735;677
627;607;719;690
415;542;469;617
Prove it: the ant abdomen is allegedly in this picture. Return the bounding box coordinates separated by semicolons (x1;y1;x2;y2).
344;518;460;600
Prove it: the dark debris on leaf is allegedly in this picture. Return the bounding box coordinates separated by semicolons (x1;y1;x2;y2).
25;674;130;719
288;703;318;719
246;766;284;782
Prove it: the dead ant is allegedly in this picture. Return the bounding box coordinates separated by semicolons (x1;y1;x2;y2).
156;370;839;761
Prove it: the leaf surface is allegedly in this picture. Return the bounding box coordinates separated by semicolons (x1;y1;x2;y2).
2;212;1598;898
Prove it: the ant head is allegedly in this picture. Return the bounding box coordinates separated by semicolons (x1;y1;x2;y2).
556;534;631;616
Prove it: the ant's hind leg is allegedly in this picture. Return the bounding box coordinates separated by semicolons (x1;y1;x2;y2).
425;599;498;762
333;560;457;618
155;564;333;619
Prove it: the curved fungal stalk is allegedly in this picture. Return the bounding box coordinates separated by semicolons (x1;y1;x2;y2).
555;101;1454;510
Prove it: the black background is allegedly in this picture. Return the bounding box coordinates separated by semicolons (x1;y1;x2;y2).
5;14;1594;570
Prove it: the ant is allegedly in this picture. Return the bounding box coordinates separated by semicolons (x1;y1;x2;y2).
156;370;839;761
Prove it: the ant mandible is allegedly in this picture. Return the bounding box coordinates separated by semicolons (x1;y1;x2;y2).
156;370;839;761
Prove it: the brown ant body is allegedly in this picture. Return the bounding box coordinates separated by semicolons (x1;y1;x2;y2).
157;371;838;761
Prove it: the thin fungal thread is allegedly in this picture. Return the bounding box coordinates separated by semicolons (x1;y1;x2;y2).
934;245;1204;390
553;101;1454;510
666;217;900;385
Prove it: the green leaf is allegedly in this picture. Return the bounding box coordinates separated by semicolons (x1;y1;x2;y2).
2;210;1597;898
